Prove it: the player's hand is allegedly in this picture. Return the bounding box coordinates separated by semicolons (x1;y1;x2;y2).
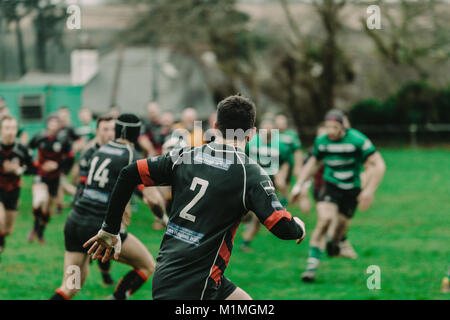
161;214;169;228
42;160;58;172
2;159;20;174
357;189;374;211
293;216;306;245
289;183;303;205
83;229;122;263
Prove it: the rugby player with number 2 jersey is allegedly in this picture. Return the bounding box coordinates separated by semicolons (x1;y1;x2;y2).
84;95;306;300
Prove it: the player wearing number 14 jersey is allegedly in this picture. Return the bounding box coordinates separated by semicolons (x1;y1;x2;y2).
85;95;306;300
50;114;156;300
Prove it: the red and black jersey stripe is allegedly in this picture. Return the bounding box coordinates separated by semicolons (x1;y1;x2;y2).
210;221;240;285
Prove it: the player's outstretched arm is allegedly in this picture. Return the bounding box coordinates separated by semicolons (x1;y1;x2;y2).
358;151;386;211
245;167;306;242
84;153;175;258
102;162;143;234
290;155;317;204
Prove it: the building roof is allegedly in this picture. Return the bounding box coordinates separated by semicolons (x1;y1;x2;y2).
16;72;73;86
82;47;215;119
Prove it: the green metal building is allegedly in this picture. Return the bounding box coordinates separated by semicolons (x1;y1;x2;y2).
0;73;83;138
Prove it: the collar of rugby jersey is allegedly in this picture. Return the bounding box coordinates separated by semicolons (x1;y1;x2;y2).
208;141;245;154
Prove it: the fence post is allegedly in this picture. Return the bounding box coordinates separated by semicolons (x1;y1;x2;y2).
409;124;418;148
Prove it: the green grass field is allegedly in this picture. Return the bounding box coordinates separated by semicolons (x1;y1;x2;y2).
0;148;448;300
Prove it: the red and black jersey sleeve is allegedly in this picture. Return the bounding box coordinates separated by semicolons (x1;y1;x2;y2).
28;132;42;150
20;144;37;175
245;163;304;240
135;152;175;187
59;139;75;174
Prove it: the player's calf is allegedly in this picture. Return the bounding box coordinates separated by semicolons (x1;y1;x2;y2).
302;202;336;282
110;233;155;300
110;268;149;300
97;259;115;286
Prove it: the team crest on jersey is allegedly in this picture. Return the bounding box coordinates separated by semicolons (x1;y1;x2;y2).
53;142;62;152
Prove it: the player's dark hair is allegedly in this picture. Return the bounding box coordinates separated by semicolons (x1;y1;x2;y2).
216;94;256;138
58;105;69;111
115;113;141;144
324;109;345;125
46;113;60;123
96;115;114;129
0;115;17;126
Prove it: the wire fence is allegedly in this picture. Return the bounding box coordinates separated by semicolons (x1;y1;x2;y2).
298;123;450;148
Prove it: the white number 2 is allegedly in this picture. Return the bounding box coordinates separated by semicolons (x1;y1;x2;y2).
87;156;111;188
179;177;209;223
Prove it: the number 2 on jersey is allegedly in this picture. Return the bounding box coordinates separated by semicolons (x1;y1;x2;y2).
179;177;209;223
87;156;111;188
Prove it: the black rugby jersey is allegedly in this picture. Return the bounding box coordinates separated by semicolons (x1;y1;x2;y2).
29;131;73;179
73;141;138;223
73;142;100;201
0;143;34;191
102;142;304;299
57;126;80;145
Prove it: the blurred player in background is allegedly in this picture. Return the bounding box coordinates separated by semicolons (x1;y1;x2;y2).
295;123;327;215
0;116;34;257
240;115;294;252
274;113;303;178
70;108;96;185
138;104;174;230
0;96;8;120
56;106;80;212
291;109;385;282
71;115;117;286
28;115;74;244
50;114;156;300
204;111;217;143
84;95;306;300
0;97;28;145
173;107;205;147
108;106;120;119
138;102;162;157
76;108;96;144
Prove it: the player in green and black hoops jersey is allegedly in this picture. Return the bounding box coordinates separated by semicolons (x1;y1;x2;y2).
274;113;303;205
241;116;286;252
291;109;385;282
241;115;302;252
84;95;306;300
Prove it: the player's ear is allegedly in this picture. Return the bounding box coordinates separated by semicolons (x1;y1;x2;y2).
213;122;222;140
246;127;256;143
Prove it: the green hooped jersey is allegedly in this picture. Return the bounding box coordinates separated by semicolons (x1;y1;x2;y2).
312;128;376;190
280;129;302;167
246;131;295;176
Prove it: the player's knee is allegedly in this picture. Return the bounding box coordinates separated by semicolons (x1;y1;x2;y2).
4;227;13;235
139;264;154;279
33;192;48;208
316;216;332;230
